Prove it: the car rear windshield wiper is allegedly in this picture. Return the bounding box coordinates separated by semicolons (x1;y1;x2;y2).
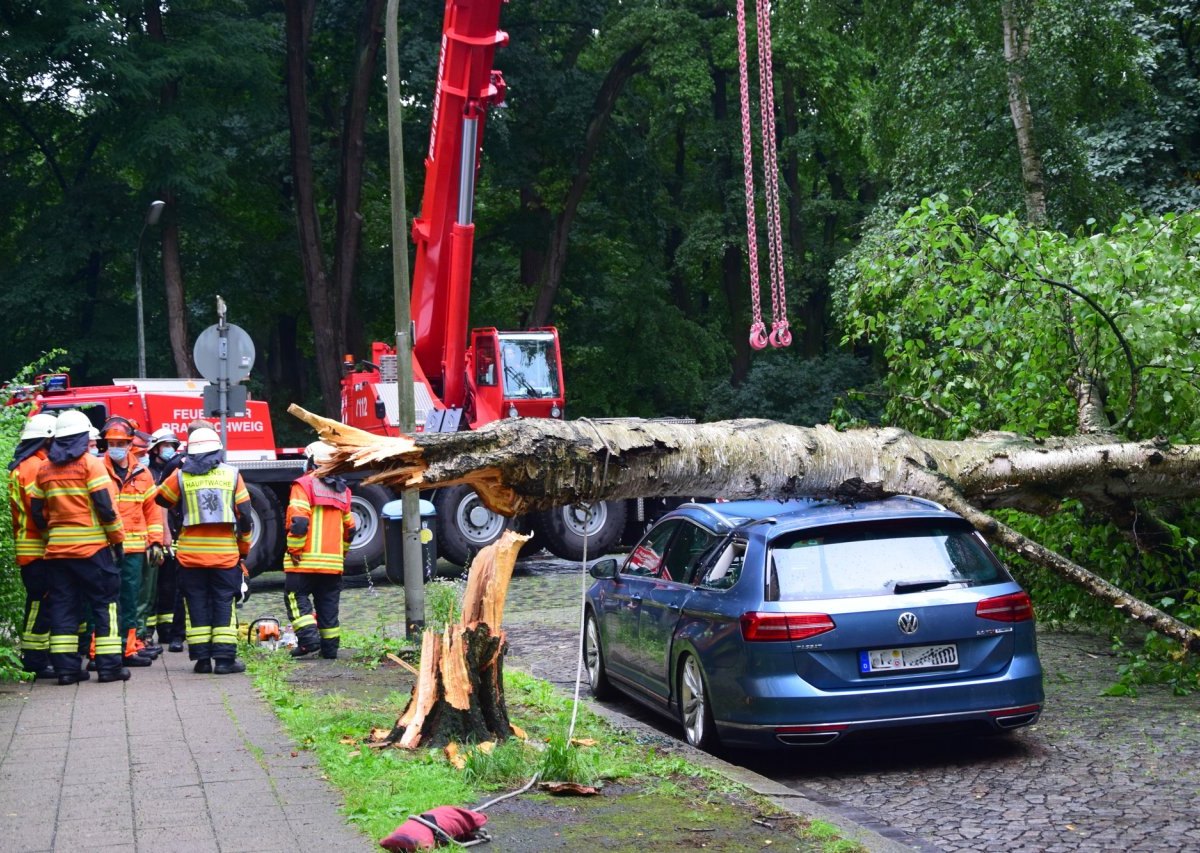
893;579;954;594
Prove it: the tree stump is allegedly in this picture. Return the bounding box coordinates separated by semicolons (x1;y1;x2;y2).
385;530;526;749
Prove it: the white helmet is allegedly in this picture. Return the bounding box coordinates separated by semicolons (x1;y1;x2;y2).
305;440;336;466
187;427;223;455
148;426;181;450
54;410;92;439
87;427;100;440
20;413;57;442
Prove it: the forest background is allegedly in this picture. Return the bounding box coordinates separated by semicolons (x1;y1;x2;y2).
2;1;1200;683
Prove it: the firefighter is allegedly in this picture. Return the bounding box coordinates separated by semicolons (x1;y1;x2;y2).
30;409;128;684
284;440;356;659
155;426;252;674
8;413;58;678
146;427;184;651
130;428;165;651
102;417;162;668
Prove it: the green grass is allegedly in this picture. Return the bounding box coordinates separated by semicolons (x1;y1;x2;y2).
245;647;864;850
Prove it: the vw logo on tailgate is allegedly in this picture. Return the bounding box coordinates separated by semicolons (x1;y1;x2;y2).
897;612;919;634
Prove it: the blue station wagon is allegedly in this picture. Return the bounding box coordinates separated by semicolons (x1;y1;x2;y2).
582;497;1045;749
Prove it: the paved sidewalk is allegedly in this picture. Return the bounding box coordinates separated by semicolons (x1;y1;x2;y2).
0;651;370;853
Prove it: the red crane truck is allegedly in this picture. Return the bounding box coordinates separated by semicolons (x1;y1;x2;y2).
338;0;690;566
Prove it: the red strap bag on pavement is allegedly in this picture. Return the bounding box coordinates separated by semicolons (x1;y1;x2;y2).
379;806;489;850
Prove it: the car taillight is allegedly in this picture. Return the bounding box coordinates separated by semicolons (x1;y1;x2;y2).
740;612;836;642
976;591;1034;622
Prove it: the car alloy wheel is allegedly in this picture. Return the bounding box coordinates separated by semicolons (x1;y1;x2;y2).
583;614;614;700
679;655;716;750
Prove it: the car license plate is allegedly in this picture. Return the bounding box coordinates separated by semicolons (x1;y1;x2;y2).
859;643;958;673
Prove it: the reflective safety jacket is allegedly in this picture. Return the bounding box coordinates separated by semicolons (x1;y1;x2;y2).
157;465;252;569
285;474;355;574
105;456;162;554
29;453;124;558
8;451;47;565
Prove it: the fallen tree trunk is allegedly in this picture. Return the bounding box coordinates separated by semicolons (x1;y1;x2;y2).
383;531;524;749
289;406;1200;653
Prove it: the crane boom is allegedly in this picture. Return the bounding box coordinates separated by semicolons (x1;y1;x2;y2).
409;0;508;408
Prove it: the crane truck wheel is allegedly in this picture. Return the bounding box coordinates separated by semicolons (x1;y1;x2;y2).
533;500;627;563
345;484;391;575
244;483;284;577
434;484;516;568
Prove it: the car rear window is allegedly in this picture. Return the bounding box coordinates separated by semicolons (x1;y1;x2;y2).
767;519;1007;600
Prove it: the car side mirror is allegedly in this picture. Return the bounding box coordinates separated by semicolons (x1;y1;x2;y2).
589;558;618;580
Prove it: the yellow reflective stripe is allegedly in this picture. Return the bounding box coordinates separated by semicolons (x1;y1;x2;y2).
42;485;94;497
212;628;238;643
318;627;340;639
155;612;174;624
49;635;78;652
85;474;110;490
292;614;317;630
95;638;121;653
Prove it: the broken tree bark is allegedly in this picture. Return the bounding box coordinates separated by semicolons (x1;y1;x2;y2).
384;530;524;749
288;406;1200;653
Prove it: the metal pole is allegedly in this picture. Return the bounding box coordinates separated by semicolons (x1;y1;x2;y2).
216;296;229;446
135;231;147;378
386;0;426;637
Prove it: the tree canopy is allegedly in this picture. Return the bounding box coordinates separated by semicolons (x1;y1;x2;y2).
4;0;1200;685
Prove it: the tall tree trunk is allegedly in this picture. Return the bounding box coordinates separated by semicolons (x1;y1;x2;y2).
1001;0;1047;225
160;204;194;377
331;0;386;350
529;45;644;327
145;2;192;377
291;406;1200;653
284;0;342;416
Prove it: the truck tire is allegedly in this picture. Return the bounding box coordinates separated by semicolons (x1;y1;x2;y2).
434;484;515;568
533;500;627;563
345;483;391;575
245;483;284;577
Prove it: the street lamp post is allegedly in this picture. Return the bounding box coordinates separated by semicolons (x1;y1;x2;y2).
135;199;167;378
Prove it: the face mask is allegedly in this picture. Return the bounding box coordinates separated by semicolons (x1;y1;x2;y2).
159;447;177;461
108;447;128;463
88;447;100;457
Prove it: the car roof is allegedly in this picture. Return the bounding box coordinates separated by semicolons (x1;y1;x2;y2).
672;496;964;536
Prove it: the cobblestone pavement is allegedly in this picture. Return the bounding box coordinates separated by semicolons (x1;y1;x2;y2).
0;641;368;853
257;558;1200;853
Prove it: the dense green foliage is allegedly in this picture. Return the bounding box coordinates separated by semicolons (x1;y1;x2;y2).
4;0;1195;426
838;199;1200;691
3;1;1199;682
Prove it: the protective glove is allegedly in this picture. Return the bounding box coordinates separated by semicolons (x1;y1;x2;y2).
237;560;250;604
288;550;302;568
146;543;165;568
111;542;125;564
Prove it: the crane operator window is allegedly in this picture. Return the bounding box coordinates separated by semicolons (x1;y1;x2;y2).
499;334;560;400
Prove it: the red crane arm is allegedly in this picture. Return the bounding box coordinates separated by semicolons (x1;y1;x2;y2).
409;0;508;409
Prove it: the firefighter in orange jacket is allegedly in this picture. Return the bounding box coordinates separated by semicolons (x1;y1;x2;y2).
284;441;356;659
8;413;57;678
155;427;252;674
102;417;163;667
30;410;128;684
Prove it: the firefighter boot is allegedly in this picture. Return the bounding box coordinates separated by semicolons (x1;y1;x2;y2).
123;629;152;667
57;670;90;686
213;659;246;675
193;659;212;674
98;667;131;683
